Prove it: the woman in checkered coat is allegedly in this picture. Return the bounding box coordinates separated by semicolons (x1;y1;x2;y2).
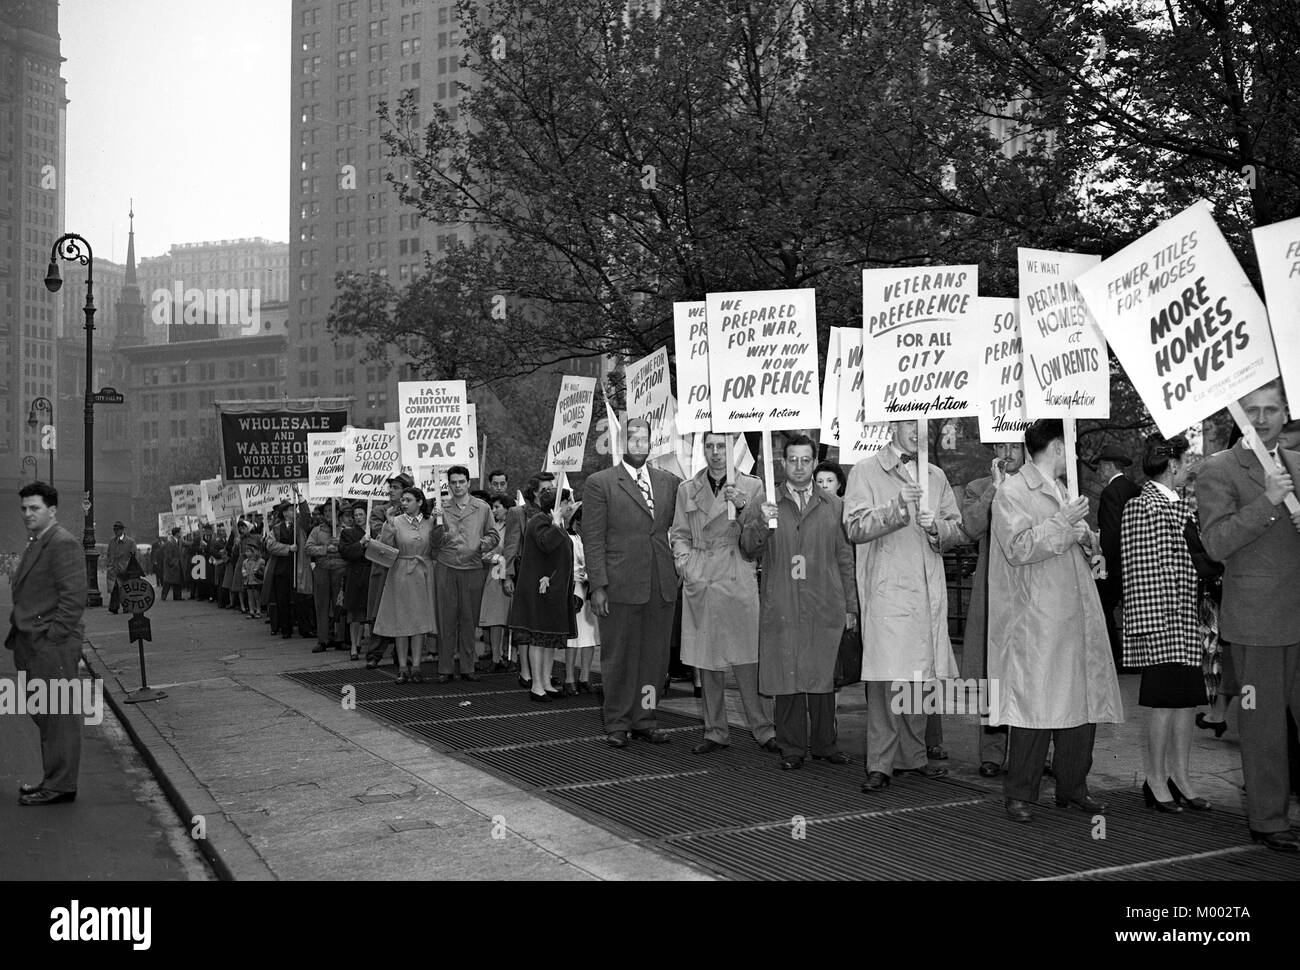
1121;433;1210;813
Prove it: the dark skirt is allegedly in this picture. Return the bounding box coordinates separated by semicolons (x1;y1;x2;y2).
1139;662;1207;709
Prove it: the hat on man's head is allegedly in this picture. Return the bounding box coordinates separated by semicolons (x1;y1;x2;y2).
112;520;124;528
1090;446;1133;468
387;472;414;489
272;500;293;513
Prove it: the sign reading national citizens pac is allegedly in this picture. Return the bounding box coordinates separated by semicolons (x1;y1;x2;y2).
1075;201;1278;438
545;376;597;473
705;287;820;431
1019;248;1109;418
860;266;980;421
397;381;469;468
673;301;712;433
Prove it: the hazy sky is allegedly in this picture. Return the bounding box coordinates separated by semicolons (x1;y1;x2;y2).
62;0;290;264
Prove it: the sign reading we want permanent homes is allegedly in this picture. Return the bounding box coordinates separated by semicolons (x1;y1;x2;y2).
1018;248;1109;419
219;406;349;481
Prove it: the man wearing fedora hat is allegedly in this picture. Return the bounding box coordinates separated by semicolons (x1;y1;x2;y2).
1094;445;1140;672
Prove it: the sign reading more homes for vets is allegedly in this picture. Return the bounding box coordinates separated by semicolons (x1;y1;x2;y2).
307;432;347;500
545;376;597;473
976;297;1030;443
397;381;469;468
1018;248;1110;418
1075;201;1277;438
1251;215;1300;386
218;406;349;481
705;288;820;432
861;266;980;422
673;301;712;433
342;428;401;501
837;328;893;459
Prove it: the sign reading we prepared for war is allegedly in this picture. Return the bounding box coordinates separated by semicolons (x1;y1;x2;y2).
1075;201;1277;438
861;266;980;421
397;381;469;468
1019;248;1109;419
673;301;712;433
705;288;820;432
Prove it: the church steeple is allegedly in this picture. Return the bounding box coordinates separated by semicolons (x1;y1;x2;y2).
115;200;146;348
124;200;138;289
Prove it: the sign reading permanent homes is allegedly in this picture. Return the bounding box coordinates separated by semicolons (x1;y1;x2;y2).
218;406;349;481
545;376;597;473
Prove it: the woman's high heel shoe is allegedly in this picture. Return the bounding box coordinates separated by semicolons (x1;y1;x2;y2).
1167;778;1211;811
1142;780;1184;813
1195;712;1228;738
396;668;410;684
410;669;424;684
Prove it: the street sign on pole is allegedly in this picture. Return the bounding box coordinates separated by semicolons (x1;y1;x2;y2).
92;387;125;405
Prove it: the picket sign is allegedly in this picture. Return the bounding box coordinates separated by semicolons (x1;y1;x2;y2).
726;433;737;521
1226;402;1300;515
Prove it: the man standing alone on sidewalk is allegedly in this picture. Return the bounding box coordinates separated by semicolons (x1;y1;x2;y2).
7;482;87;805
105;520;135;614
436;466;499;682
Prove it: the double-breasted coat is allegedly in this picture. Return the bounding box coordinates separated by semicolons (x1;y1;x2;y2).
843;447;963;681
986;461;1123;729
1121;482;1201;668
739;483;857;695
669;470;763;671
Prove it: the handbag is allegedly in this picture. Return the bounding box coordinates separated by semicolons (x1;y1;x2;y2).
833;626;863;688
364;539;399;569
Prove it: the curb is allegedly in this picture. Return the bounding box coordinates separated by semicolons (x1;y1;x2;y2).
81;638;277;882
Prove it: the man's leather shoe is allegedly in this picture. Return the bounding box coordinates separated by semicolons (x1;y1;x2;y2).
812;752;852;765
779;756;804;770
861;771;891;791
438;674;454;684
606;731;629;748
978;761;1002;778
631;728;670;744
19;788;76;806
18;782;40;795
1056;794;1108;813
926;745;948;760
1005;799;1034;823
312;643;328;653
898;764;948;779
760;738;780;753
1250;829;1300;852
692;739;728;754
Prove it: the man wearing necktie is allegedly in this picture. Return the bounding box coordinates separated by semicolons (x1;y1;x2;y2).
6;482;87;805
1197;380;1300;852
581;417;682;748
845;419;964;792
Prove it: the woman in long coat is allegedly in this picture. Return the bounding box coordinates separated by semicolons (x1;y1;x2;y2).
338;504;373;661
478;494;514;672
508;486;577;702
368;487;441;682
1121;434;1209;812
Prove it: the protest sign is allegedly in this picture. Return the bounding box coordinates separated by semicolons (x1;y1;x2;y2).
603;395;621;467
396;381;469;468
199;478;221;522
217;406;348;481
465;403;480;479
545;376;597;473
626;347;676;459
238;482;305;516
673;301;712;433
169;484;200;518
976;297;1030;443
860;266;980;423
1018;248;1109;419
1074;202;1276;438
836;328;893;460
157;512;176;537
307;432;347;500
705;288;820;432
1251;215;1300;386
342;428;402;501
821;328;843;449
213;483;243;522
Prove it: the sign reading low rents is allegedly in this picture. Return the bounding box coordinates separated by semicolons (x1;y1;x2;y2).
1018;248;1109;419
545;376;597;473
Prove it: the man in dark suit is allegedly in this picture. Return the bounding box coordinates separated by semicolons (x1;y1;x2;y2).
105;520;136;614
1094;445;1140;671
582;417;681;748
6;482;88;805
1199;379;1300;852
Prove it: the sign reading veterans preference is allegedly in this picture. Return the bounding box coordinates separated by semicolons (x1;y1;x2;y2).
1252;215;1300;384
837;328;893;459
1018;248;1109;418
219;408;349;480
1075;201;1278;438
977;297;1030;443
307;432;347;500
397;380;469;467
545;376;597;472
860;266;980;421
673;301;712;433
342;428;401;501
706;287;820;431
626;347;676;459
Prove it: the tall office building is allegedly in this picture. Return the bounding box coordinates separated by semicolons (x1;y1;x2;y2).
1;0;65;552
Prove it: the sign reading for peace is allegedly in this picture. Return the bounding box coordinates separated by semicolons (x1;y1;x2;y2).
1074;201;1277;438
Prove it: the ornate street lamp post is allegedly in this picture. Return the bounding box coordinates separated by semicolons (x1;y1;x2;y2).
20;456;38;480
44;233;102;607
26;396;54;484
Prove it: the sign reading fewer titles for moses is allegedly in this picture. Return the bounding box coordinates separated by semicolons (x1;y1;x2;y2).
705;288;820;432
860;266;981;422
1075;201;1277;438
1018;248;1110;419
976;297;1030;443
673;301;712;433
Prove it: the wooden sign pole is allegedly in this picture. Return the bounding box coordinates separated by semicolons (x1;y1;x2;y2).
916;420;930;509
726;433;737;521
761;428;778;530
1227;401;1300;514
1063;418;1080;500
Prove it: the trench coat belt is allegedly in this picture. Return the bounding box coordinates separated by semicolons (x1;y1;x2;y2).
692;537;740;552
394;554;430;578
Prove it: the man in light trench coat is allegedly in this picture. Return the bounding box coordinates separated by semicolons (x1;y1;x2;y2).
740;434;857;770
988;419;1123;823
670;430;776;755
845;419;963;793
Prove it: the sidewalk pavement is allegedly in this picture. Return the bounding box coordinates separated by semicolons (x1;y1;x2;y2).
59;572;1297;881
0;582;212;881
